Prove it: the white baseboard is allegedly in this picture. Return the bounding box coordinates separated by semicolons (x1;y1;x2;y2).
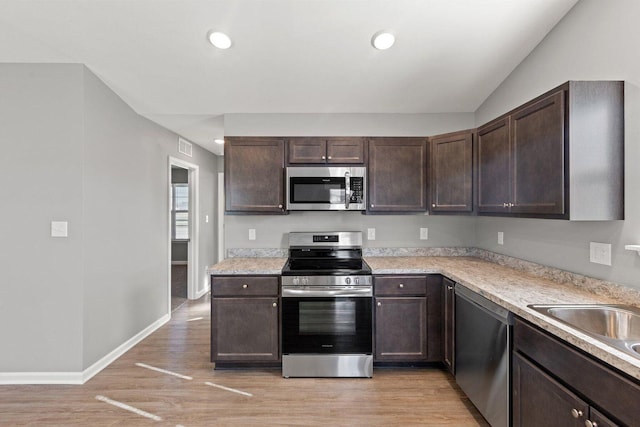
193;283;210;300
0;371;84;385
0;314;171;385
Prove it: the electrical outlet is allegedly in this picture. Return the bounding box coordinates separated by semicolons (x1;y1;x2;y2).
590;242;611;266
367;228;376;240
51;221;68;237
497;231;504;245
420;228;428;240
248;229;256;241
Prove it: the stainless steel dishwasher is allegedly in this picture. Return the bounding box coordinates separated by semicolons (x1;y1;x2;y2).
455;285;513;427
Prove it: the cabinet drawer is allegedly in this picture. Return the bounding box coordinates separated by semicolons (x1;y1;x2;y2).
374;276;427;296
211;276;279;296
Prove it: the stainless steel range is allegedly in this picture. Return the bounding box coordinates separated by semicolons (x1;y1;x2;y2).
281;231;373;378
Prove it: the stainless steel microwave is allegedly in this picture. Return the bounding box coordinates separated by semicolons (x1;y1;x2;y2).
286;166;366;211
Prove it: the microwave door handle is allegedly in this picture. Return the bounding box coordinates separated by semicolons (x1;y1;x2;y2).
344;171;351;209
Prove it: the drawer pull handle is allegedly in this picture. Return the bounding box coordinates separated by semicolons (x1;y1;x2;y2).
570;409;583;419
399;284;404;288
272;302;277;308
242;284;248;289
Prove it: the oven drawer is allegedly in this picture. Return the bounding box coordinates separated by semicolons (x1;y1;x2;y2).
211;276;279;297
374;276;427;296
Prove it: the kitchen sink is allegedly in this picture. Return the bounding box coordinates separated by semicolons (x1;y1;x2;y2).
528;304;640;359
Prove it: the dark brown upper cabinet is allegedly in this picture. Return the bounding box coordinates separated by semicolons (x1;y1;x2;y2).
477;81;624;220
287;137;365;164
429;130;474;214
224;137;287;214
368;137;428;213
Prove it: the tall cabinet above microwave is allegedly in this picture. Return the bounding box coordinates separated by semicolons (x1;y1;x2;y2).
286;166;366;211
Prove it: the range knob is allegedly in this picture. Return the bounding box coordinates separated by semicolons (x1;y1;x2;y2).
354;277;360;285
292;277;300;286
301;277;309;286
345;277;352;285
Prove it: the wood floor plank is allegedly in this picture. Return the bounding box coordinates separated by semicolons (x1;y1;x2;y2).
0;295;489;426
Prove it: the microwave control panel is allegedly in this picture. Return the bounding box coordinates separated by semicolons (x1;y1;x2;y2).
350;177;364;203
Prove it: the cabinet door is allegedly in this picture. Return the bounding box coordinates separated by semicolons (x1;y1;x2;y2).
287;137;327;164
211;297;279;362
589;408;619;427
430;131;473;213
225;138;286;213
442;277;455;374
511;91;566;215
326;137;365;164
513;353;588;427
368;138;427;212
477;117;511;213
375;297;427;361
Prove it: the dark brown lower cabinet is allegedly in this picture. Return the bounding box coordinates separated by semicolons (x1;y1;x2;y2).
374;275;442;362
513;353;616;427
211;276;280;365
513;317;639;426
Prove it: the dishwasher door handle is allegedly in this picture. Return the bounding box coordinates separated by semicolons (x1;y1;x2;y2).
455;285;513;325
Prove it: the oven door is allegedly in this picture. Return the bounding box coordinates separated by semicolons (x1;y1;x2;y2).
282;296;372;354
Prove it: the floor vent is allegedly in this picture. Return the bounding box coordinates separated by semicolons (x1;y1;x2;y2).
178;137;193;157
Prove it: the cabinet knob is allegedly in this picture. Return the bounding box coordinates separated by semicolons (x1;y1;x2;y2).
272;302;277;308
503;202;508;208
509;203;514;207
322;155;326;160
585;421;597;427
447;285;453;290
570;409;583;419
377;302;382;307
432;203;436;208
399;284;404;288
278;204;283;209
242;284;248;289
327;156;332;160
371;204;374;208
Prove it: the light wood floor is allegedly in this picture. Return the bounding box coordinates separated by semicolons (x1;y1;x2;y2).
0;295;489;426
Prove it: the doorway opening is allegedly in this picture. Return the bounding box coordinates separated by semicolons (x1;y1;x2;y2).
168;157;200;314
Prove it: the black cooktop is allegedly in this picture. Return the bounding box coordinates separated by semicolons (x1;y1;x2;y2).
281;258;372;276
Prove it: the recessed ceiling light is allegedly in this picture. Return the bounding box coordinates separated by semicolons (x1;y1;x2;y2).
208;31;232;49
371;31;395;50
214;139;225;145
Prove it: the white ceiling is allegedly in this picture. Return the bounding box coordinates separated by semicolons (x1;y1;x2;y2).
0;0;579;155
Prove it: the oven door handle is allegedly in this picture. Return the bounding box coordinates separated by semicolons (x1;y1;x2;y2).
282;287;372;298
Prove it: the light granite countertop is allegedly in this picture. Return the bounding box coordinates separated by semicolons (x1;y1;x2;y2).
207;255;640;380
208;257;287;275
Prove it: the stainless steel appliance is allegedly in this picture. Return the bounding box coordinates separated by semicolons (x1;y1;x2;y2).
286;166;366;211
281;231;373;378
455;285;513;427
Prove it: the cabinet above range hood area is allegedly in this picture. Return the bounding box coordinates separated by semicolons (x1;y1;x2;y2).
223;81;624;220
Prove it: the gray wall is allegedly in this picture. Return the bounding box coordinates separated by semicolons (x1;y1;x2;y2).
0;63;220;374
223;112;477;251
0;64;84;372
474;0;640;290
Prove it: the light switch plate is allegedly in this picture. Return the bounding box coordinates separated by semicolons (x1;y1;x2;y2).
420;228;428;240
590;242;611;266
248;229;256;241
367;228;376;240
498;231;504;245
51;221;68;237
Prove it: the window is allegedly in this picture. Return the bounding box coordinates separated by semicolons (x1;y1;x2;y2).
171;183;189;240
